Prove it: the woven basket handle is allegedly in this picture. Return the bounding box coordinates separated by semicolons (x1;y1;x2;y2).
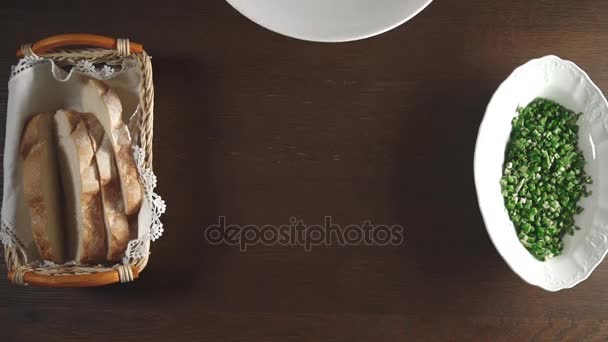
8;266;140;288
16;34;143;57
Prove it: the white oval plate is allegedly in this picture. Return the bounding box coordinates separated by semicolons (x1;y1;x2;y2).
475;56;608;291
225;0;434;42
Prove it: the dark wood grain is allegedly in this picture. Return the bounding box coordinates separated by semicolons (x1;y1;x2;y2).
2;0;608;340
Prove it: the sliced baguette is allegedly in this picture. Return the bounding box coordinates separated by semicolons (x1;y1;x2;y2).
55;110;107;264
82;113;131;262
20;113;64;263
82;79;142;215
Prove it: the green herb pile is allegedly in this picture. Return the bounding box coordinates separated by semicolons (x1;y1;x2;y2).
500;98;592;261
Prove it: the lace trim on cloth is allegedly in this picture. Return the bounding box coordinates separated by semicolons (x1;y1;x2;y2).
10;55;137;81
10;56;46;79
124;146;166;262
72;58;138;80
0;215;25;250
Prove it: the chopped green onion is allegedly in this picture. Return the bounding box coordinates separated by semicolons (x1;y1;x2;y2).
501;98;591;261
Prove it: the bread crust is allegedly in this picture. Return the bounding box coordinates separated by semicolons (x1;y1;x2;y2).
55;110;107;264
20;113;64;263
83;113;130;262
87;80;142;215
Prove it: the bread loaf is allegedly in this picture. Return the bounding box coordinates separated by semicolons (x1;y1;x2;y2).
20;113;64;263
83;113;131;262
82;80;142;215
55;110;107;264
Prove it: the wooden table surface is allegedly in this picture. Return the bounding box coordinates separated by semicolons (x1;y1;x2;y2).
2;0;608;340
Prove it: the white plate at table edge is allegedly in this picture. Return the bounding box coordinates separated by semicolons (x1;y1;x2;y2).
225;0;434;43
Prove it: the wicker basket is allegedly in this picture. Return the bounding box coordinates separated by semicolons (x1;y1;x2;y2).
4;34;155;287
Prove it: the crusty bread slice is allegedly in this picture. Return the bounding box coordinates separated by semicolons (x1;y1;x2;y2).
55;110;107;264
82;113;131;262
82;79;142;215
20;113;64;263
